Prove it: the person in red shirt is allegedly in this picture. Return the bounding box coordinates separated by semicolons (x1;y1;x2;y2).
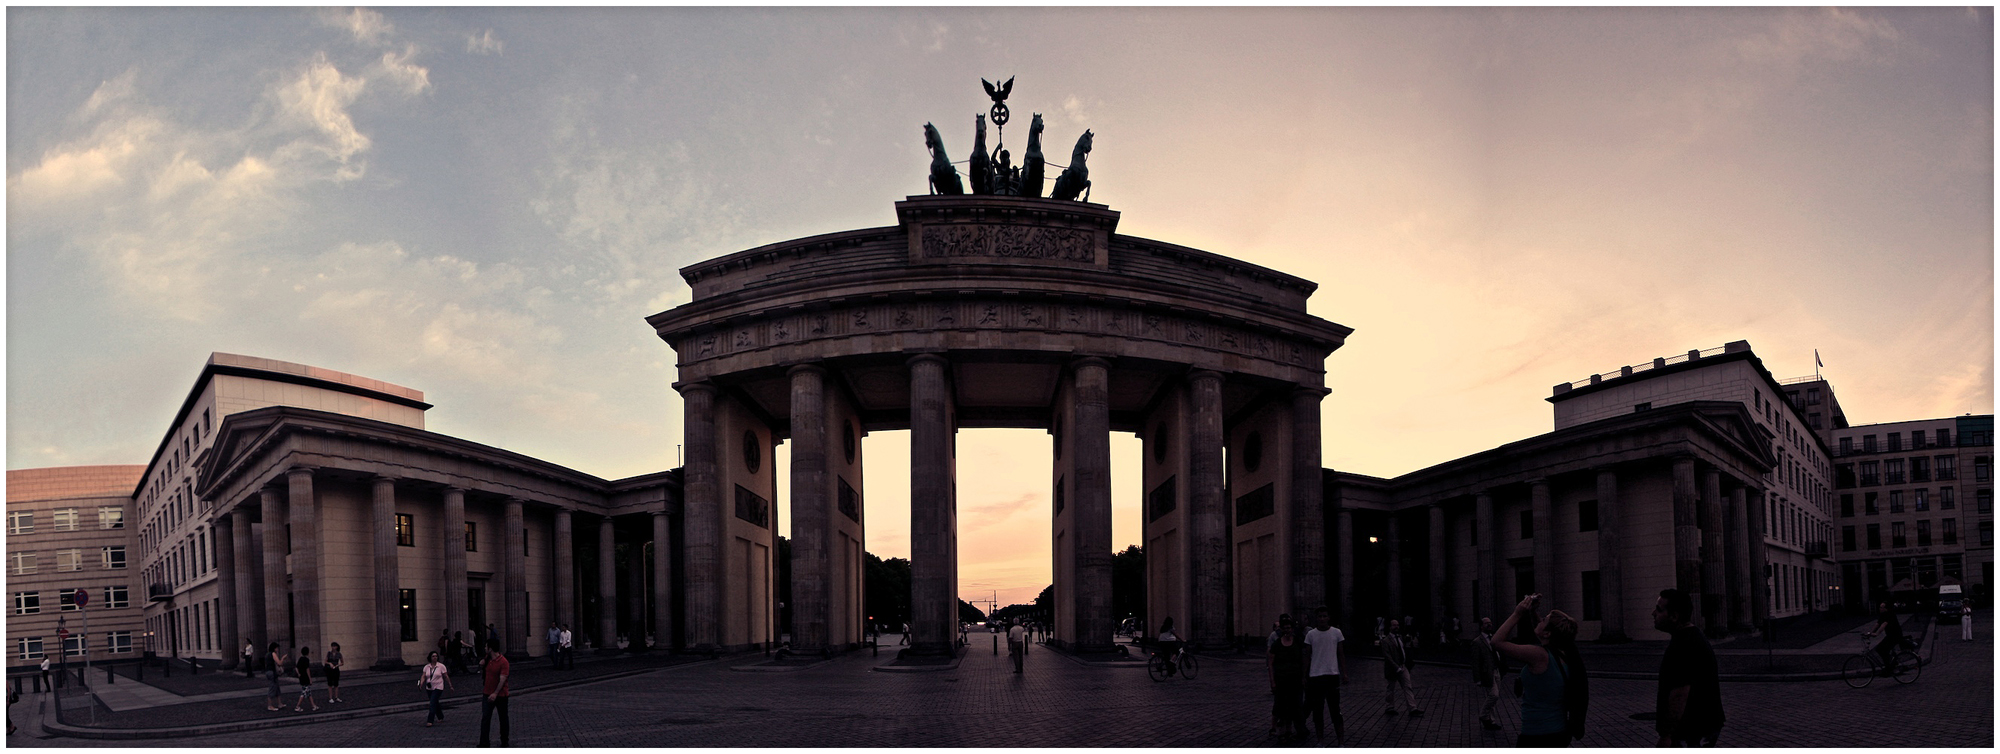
478;640;510;747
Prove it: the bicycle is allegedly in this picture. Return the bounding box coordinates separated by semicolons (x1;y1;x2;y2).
1842;633;1920;688
1147;645;1198;682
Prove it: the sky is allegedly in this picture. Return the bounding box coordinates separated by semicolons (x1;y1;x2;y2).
8;7;1992;608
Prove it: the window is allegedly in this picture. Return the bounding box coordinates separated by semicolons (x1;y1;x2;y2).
1978;456;1992;483
1808;387;1821;405
1939;456;1957;480
1860;461;1879;486
465;522;477;552
1939;428;1952;446
17;637;43;660
1889;491;1904;514
1914;430;1928;448
1982;489;1993;515
1839;437;1853;455
62;634;86;658
1580;571;1602;621
1891;522;1906;548
1842;525;1856;552
58;589;81;612
1943;518;1957;546
1841;494;1854;517
1888;433;1902;452
400;589;418;642
1578;500;1598;532
103;585;128;609
103;546;126;570
1863;435;1878;453
106;631;132;654
1886;459;1905;485
1942;486;1956;509
1914;489;1929;512
1866;524;1881;550
1835;463;1855;488
1810;412;1822;429
98;507;124;529
396;514;415;547
55;549;82;572
8;511;33;535
1918;520;1931;547
51;509;79;532
1982;521;1993;547
7;552;31;576
1913;457;1931;482
13;592;39;615
1864;492;1879;515
1520;510;1533;539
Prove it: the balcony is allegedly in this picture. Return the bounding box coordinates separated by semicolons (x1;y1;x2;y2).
147;583;173;602
1805;541;1830;559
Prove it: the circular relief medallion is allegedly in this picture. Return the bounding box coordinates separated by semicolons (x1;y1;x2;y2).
1243;431;1264;473
843;421;858;465
742;430;762;474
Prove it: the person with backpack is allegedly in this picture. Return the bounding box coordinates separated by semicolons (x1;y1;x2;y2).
1492;594;1588;747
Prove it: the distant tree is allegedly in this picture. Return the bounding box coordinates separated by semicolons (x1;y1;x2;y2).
864;553;912;628
1111;544;1145;627
959;600;986;623
1034;584;1054;626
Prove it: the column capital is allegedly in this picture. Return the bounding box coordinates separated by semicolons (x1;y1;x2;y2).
675;380;720;397
652;510;669;519
1185;369;1224;387
1069;355;1112;372
287;466;316;478
905;353;949;368
1526;477;1550;488
787;363;828;378
371;474;399;485
1293;384;1332;399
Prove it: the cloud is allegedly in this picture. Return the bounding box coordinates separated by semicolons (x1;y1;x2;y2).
530;137;745;308
79;67;138;120
377;45;432;96
273;53;371;181
323;7;394;46
466;29;504;55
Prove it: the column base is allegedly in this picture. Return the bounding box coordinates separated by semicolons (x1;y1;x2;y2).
899;642;958;658
370;659;409;671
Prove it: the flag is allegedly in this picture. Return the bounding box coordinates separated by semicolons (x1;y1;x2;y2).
1815;350;1823;368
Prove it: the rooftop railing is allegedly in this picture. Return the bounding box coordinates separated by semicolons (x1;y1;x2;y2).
1553;343;1736;395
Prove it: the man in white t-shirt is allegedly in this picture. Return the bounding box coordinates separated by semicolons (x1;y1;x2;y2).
558;625;574;669
1302;607;1346;744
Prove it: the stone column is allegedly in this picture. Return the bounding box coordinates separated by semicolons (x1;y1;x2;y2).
288;468;323;658
1428;503;1447;635
1336;508;1355;624
1071;357;1115;653
443;488;469;643
1595;469;1626;641
232;508;265;662
1290;387;1328;616
1385;512;1403;620
1186;370;1228;648
554;508;575;631
907;354;956;654
788;364;831;654
652;511;673;650
1475;492;1498;623
214;513;240;669
1745;488;1771;630
503;497;527;658
1726;485;1753;633
1700;467;1728;636
1671;457;1703;628
261;487;289;647
1530;479;1554;608
371;476;406;669
598;515;617;650
628;536;648;647
680;383;720;651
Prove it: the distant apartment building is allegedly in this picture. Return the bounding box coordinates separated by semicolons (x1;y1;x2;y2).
1831;415;1995;609
7;465;147;671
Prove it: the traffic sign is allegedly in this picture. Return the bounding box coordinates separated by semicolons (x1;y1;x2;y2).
55;627;68;639
74;589;88;608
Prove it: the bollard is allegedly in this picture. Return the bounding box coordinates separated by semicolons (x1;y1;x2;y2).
107;665;115;684
993;634;998;655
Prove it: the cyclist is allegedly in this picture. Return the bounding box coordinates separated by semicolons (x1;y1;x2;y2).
1862;601;1905;676
1156;617;1184;676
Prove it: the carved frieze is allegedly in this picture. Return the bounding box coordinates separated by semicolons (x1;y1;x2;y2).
919;223;1096;264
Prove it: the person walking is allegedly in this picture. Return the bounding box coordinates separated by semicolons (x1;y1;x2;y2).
1302;607;1347;744
419;651;453;727
478;640;511;748
265;643;287;711
1265;614;1296;736
243;639;257;678
1268;623;1310;741
559;624;575;669
546;622;562;668
292;646;320;712
437;630;453;670
1963;603;1974;642
899;623;911;646
1378;619;1422;717
325;642;345;703
1473;616;1506;731
1653;589;1722;747
38;658;49;694
1494;594;1588;747
1007;619;1028;673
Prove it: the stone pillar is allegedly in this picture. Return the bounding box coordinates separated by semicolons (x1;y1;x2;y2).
680;383;721;651
503;497;527;658
554;508;575;631
1290;387;1328;616
1671;457;1703;628
1336;508;1355;624
1530;479;1554;609
1745;488;1771;630
261;487;289;648
788;364;831;654
1186;370;1228;648
1726;485;1753;633
598;516;618;650
1475;492;1498;623
907;354;956;655
287;468;323;658
627;534;648;648
1700;468;1728;637
1071;357;1115;653
1385;513;1403;620
232;508;265;663
371;477;406;669
443;488;469;644
1428;503;1446;634
652;511;673;650
214;513;240;669
1595;469;1626;641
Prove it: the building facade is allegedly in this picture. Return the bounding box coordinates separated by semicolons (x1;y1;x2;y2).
7;465;146;671
1831;415;1995;609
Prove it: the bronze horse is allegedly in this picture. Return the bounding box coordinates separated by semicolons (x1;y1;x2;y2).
1021;114;1046;199
1049;129;1092;202
924;123;964;195
969;114;992;195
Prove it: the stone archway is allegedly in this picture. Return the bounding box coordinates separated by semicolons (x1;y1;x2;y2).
651;196;1350;655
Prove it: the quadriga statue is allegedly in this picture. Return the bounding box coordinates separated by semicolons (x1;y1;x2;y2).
924;123;964;196
1048;129;1092;202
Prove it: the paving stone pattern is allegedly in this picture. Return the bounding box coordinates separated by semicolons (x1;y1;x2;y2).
9;629;1991;747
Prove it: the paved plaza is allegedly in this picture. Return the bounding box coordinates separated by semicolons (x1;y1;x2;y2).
7;626;1990;748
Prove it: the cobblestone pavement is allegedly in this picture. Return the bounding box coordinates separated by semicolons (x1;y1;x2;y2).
10;628;1990;747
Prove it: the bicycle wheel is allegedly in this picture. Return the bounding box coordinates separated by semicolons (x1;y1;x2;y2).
1147;654;1169;682
1842;654;1876;688
1891;651;1921;684
1179;653;1199;680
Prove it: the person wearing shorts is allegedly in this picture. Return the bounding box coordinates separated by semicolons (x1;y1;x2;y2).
325;642;344;703
293;646;320;712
